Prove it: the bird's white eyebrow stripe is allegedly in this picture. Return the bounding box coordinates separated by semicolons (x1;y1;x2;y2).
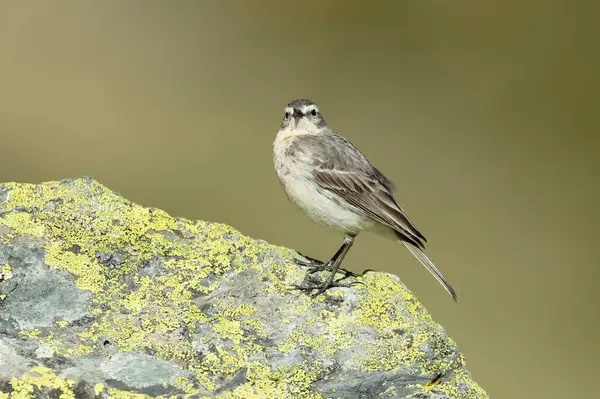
301;105;319;113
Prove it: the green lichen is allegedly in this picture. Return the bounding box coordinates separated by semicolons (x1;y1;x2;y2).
105;389;151;399
352;272;461;376
55;320;69;328
1;212;46;239
277;307;356;357
44;243;107;293
214;363;324;399
19;329;41;339
7;366;75;399
94;383;104;396
0;178;486;398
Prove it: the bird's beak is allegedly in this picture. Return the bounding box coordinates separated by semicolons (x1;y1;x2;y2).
290;108;303;128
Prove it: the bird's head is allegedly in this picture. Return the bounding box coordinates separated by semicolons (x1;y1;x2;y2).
280;98;329;134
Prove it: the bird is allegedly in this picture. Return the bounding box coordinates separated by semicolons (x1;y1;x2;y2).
273;98;457;301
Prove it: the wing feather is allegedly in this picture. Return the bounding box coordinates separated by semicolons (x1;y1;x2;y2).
291;133;456;299
314;167;426;249
292;133;426;247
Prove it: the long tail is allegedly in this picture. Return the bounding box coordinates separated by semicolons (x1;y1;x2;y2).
401;241;458;301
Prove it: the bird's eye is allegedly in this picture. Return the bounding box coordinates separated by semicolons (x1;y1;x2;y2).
284;111;290;119
311;109;318;116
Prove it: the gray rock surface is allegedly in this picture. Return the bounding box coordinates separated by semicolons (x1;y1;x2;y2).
0;178;487;398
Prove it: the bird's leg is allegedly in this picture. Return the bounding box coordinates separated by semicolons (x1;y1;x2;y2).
294;242;347;274
292;234;357;297
311;234;355;296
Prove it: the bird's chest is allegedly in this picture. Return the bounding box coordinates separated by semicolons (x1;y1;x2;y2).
273;135;368;233
273;136;312;192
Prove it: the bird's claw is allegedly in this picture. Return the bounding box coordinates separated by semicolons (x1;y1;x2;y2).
294;254;359;278
333;269;361;282
290;270;364;297
290;281;351;297
292;252;364;297
294;257;333;274
291;280;365;297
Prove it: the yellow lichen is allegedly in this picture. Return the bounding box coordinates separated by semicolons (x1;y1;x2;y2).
1;212;46;238
94;383;104;395
44;243;107;293
8;366;75;399
216;363;324;399
55;320;69;328
105;389;152;399
0;178;485;398
19;329;41;339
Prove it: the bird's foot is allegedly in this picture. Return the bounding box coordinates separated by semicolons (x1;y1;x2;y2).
332;269;362;283
291;270;364;298
306;263;333;275
294;254;334;275
294;252;360;278
291;280;354;297
292;252;364;297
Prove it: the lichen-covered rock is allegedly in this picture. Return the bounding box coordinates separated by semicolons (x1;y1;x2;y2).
0;178;487;398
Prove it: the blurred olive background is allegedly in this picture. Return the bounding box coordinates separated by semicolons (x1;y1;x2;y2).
1;1;599;397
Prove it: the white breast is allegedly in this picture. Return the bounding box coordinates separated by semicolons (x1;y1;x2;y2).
273;131;372;234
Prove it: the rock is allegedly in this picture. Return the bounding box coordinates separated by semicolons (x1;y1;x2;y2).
0;178;487;398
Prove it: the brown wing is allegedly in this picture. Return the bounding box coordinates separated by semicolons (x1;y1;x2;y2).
289;133;427;248
314;166;427;249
